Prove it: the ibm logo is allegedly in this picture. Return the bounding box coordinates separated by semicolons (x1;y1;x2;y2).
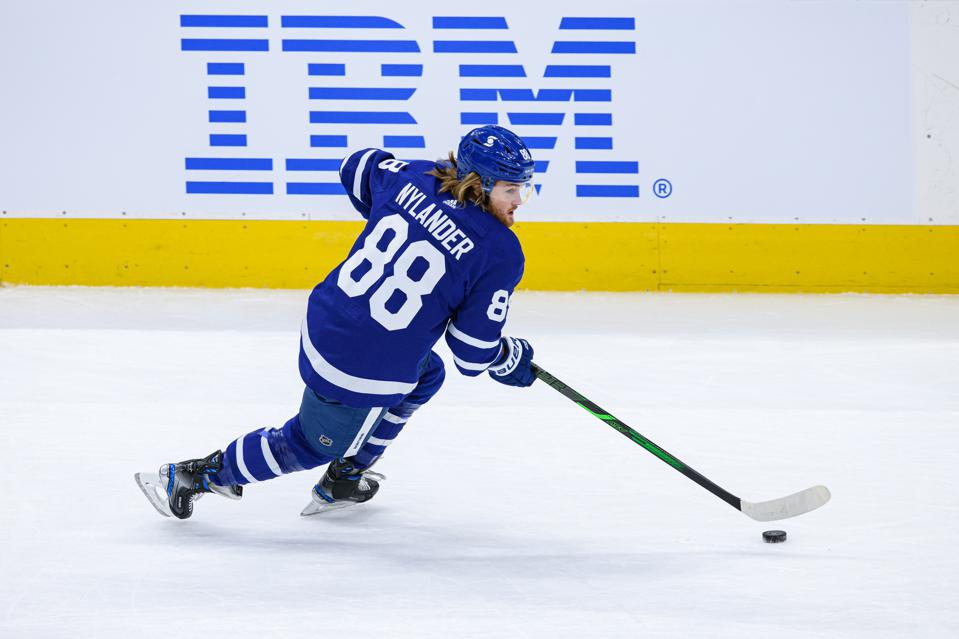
180;14;646;200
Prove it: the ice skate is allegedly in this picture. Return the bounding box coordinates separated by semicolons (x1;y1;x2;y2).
135;450;242;519
300;457;385;516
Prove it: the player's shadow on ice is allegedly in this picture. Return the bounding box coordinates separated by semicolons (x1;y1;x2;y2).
150;511;686;577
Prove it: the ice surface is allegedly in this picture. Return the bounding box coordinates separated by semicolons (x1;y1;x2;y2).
1;286;957;638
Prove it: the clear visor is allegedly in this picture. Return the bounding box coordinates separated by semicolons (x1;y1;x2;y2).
511;181;533;204
493;180;534;204
520;181;534;204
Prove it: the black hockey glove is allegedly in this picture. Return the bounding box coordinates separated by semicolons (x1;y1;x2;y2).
488;336;535;387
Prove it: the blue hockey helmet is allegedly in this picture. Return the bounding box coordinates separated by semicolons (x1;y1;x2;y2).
456;125;535;193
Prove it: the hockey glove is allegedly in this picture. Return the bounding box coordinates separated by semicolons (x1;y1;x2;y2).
488;336;536;387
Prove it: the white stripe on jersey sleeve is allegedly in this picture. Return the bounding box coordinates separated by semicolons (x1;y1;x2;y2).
352;149;378;204
447;323;501;349
452;352;500;372
301;317;417;396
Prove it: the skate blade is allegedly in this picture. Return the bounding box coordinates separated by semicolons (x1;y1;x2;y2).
134;471;173;518
299;471;385;517
299;499;360;517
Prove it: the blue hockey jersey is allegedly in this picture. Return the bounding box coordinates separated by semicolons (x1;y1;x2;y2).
298;149;525;408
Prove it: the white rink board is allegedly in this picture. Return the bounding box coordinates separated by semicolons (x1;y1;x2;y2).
0;1;918;223
1;287;958;638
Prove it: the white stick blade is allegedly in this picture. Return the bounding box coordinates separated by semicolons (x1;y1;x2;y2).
741;485;831;522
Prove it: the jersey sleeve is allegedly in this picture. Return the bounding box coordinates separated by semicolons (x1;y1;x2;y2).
444;256;524;377
338;148;402;218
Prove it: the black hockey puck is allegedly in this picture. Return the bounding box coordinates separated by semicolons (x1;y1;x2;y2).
762;530;787;543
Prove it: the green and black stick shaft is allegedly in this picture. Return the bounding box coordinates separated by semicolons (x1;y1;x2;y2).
531;363;831;522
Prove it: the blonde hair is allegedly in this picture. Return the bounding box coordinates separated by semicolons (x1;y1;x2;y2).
427;152;491;212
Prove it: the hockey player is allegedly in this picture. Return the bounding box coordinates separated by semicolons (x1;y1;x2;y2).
135;125;538;519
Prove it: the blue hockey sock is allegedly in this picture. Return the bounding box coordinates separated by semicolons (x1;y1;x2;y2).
352;402;415;469
213;416;334;486
351;352;445;468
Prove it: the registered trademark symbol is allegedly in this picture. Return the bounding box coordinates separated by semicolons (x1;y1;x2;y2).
653;179;672;198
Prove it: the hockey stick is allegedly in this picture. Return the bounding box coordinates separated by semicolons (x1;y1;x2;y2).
531;363;830;521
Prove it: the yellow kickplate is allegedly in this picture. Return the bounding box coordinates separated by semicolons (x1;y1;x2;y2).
2;219;957;293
